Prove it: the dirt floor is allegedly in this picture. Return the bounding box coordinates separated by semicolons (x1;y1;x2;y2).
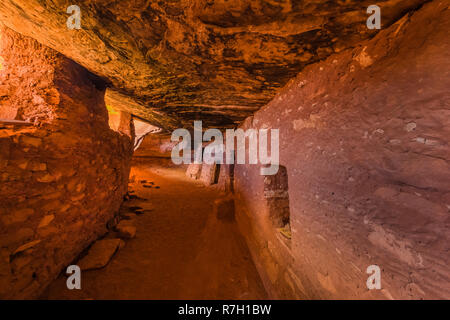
41;158;267;299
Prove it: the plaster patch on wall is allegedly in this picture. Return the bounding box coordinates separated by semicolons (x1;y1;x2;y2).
354;46;374;68
293;114;321;131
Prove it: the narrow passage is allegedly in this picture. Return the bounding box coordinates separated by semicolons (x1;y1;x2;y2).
43;159;267;300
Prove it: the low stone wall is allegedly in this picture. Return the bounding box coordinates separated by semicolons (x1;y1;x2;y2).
0;27;134;298
234;1;450;299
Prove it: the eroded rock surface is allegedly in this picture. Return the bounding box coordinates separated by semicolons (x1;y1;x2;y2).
0;0;428;129
234;1;450;299
116;221;137;240
0;27;134;299
78;239;124;271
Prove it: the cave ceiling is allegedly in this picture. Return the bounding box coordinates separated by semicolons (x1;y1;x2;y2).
0;0;428;130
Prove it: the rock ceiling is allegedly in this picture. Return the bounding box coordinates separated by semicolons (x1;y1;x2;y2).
0;0;428;130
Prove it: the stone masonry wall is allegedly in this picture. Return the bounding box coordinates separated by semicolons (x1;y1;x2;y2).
0;27;134;298
234;1;450;299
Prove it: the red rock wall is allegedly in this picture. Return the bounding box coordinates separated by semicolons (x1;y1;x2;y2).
133;134;176;159
234;1;450;299
0;27;134;298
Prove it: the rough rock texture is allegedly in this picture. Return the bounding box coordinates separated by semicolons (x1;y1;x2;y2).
115;221;137;240
186;163;202;180
200;163;219;186
133;134;176;159
0;27;134;299
132;119;161;150
0;0;429;129
131;133;188;173
234;1;450;299
108;111;134;140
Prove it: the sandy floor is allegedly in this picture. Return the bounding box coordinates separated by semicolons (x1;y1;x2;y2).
42;159;267;299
